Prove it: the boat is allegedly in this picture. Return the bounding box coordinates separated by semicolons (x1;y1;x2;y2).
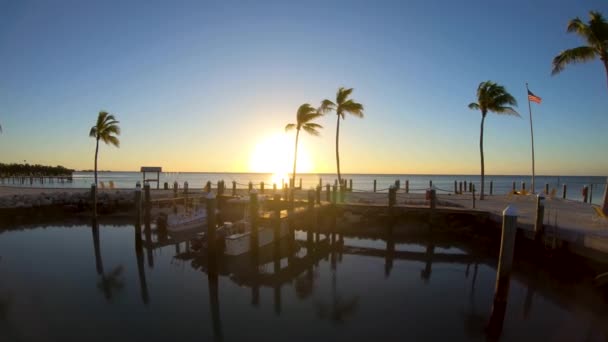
166;208;207;233
223;217;290;256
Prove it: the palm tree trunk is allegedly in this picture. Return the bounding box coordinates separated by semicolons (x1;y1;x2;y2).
335;115;341;184
479;113;486;200
94;138;99;186
292;129;300;188
94;138;99;215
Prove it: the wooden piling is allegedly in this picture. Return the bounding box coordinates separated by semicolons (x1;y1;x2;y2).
206;181;211;193
522;181;526;192
144;183;151;212
248;181;253;193
459;181;463;194
373;179;377;192
164;182;168;190
232;181;237;196
332;185;337;204
583;185;589;203
339;183;345;203
388;186;396;216
512;181;516;193
562;184;567;199
283;186;288;201
349;179;353;191
315;185;321;205
545;183;549;195
472;184;476;209
464;180;468;192
429;187;436;210
488;206;518;337
326;184;330;202
308;189;315;210
299;178;302;190
405;179;409;194
249;192;259;254
429;180;432;188
260;181;265;194
534;194;545;242
134;182;142;218
590;184;593;203
602;180;608;215
183;181;188;194
454;180;457;194
490;181;493;195
469;182;473;193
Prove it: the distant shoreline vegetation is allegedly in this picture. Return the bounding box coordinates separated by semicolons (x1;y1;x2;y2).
0;163;74;176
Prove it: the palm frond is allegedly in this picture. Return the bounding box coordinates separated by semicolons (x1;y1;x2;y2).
551;46;597;75
468;103;480;110
89;126;97;138
302;124;321;136
285;123;297;132
340;100;364;118
301;112;324;123
319;99;336;113
336;87;354;105
103;135;120;147
494;106;520;117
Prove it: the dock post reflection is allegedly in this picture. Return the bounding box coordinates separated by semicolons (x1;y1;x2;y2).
207;247;223;341
487;206;518;339
385;221;395;278
134;212;150;305
273;193;283;315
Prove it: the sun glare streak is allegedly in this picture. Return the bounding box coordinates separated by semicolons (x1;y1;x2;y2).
249;133;313;187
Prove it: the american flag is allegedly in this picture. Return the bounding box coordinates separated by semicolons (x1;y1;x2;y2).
528;90;542;104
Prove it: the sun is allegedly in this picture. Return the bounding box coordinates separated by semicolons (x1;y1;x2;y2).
249;133;313;185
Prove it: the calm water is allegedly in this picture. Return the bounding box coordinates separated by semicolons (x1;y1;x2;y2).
1;217;607;341
4;171;607;204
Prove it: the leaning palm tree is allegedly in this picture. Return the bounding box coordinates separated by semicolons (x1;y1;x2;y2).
468;81;519;200
321;87;364;184
552;11;608;92
89;111;120;212
285;104;323;187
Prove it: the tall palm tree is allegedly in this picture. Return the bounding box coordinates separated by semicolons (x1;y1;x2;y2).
321;87;364;184
285;104;323;187
89;111;120;213
552;11;608;92
468;81;519;200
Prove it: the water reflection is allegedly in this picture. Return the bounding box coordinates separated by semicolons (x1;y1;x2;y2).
91;219;125;301
1;216;607;341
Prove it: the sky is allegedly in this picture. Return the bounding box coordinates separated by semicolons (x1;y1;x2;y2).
0;0;607;176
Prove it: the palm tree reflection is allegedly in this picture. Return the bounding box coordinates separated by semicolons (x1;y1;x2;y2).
91;219;125;301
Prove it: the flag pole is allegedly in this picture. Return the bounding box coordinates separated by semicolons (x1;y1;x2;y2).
526;82;536;194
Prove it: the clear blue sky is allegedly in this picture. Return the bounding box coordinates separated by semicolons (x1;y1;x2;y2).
1;0;607;175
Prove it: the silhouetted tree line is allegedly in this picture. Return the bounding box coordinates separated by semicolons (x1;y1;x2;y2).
0;163;74;176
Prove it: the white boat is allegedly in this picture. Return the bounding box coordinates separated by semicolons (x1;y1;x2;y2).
166;208;207;232
224;218;289;256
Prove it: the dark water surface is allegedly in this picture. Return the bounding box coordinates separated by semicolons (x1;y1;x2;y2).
1;218;607;342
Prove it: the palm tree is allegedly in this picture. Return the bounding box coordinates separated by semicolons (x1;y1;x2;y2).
321;87;364;184
552;11;608;92
89;111;120;213
468;81;519;200
285;104;323;187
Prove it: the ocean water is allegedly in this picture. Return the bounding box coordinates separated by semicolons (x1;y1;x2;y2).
2;172;606;205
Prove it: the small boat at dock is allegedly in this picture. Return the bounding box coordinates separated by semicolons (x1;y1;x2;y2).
165;208;207;233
